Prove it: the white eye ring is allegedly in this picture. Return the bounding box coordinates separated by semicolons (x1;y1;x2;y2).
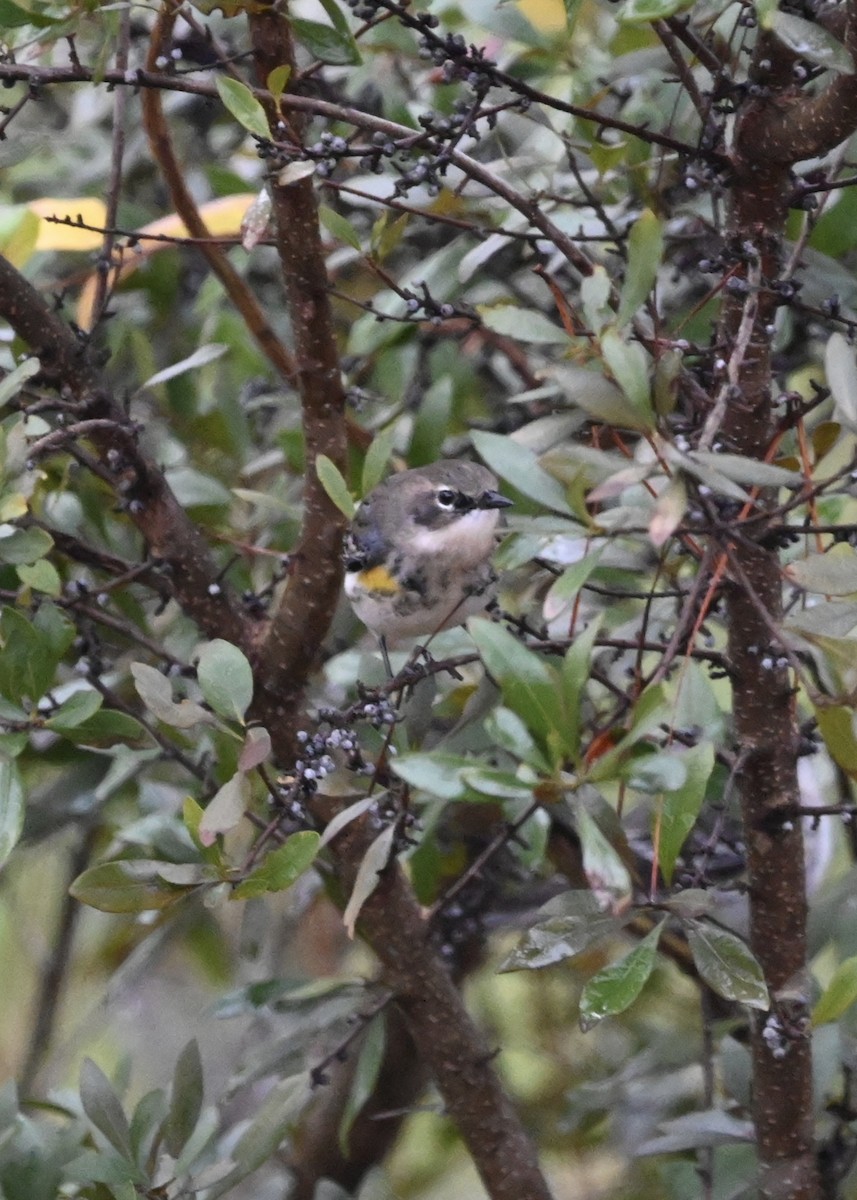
436;488;458;509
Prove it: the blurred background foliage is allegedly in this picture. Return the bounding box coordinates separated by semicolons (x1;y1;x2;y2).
1;0;857;1195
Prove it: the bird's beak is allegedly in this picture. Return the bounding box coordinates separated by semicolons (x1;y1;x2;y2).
477;490;513;510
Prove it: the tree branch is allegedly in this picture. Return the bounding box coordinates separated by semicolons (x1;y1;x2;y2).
0;253;253;648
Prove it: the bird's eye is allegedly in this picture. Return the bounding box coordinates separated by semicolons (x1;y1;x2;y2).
436;488;459;509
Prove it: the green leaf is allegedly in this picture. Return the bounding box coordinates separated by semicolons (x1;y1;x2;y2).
649;476;687;548
657;741;715;884
484;705;551;773
600;329;654;426
685;919;770;1009
560;614;602;762
688;451;803;490
232;831;320;898
33;601;75;658
580;266;612;333
319;204;362;252
785;546;857;596
624;749;688;793
471;430;573;514
391;752;469;800
477;303;568;344
0;526;53;565
343;823;396;937
361;422;399;496
137;344;227;393
165;1040;204;1158
769;11;854;73
826;331;857;431
618;0;693;19
459;766;535;801
319;794;382;847
165;466;232;508
196;639;254;722
499;890;622;972
576;805;632;908
0;356;40;406
815;705;857;775
617;209;663;327
16;559;61;596
80;1058;133;1160
238;725;272;771
291;17;361;64
215;75;270;140
198;772;249;846
0;760;24;869
44;689;103;732
266;64;292;103
315;453;356;518
468;618;569;761
0;0;57;27
579;921;665;1030
131;662;210;730
70;709;149;749
544;549;605;622
813;957;857;1025
339;1013;386;1155
214;1076;309;1192
129;1088;169;1169
0;607;57;705
70;859;194;913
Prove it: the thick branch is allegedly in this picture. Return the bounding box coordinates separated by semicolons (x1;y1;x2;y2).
718;94;820;1195
323;809;554;1200
247;6;348;732
735;0;857;164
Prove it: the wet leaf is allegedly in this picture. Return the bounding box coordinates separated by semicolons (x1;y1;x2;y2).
657;741;715;884
579;921;664;1030
576;806;632;910
685;919;769;1009
468;618;570;761
500;891;623;972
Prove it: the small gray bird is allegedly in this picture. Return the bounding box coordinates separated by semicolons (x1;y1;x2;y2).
344;460;512;649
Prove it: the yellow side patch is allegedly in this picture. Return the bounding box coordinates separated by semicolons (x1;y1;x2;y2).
358;565;401;595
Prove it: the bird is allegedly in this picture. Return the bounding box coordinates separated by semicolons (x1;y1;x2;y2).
343;460;512;661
